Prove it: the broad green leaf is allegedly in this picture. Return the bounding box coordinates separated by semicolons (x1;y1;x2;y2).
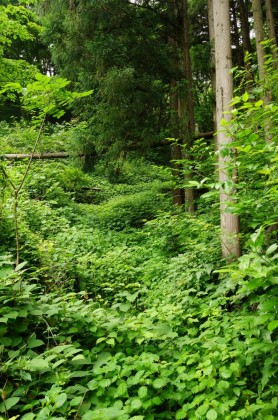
268;320;278;332
27;336;44;348
138;386;148;399
116;381;127;396
152;396;162;405
27;358;50;372
5;311;18;319
106;338;115;347
0;318;8;324
0;397;20;413
119;302;131;312
206;409;218;420
96;337;106;344
70;396;83;406
15;261;27;272
266;244;278;255
219;367;232;379
71;354;86;364
196;403;209;416
87;380;98;391
152;378;168;389
20;414;35;420
99;378;111;388
176;407;188;419
82;407;125;420
242;92;249;102
130;398;142;410
54;393;67;408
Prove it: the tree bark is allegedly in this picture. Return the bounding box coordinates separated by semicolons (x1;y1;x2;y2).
238;0;252;55
213;0;241;259
180;0;195;212
252;0;273;142
168;0;185;206
265;0;278;66
238;0;253;81
1;152;71;160
167;0;196;210
231;0;243;67
208;0;216;134
251;0;266;79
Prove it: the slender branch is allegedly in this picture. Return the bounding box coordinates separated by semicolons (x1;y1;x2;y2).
41;316;58;346
1;166;17;191
17;115;46;195
8;115;46;273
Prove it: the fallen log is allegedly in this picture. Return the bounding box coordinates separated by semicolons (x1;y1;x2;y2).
194;131;214;139
1;132;215;160
1;152;71;160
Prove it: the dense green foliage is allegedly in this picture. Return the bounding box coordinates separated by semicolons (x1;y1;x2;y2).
1;77;278;417
0;1;278;419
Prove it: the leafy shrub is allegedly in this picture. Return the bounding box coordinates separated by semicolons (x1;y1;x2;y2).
80;189;171;230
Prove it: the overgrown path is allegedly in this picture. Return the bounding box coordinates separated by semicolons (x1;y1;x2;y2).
0;157;277;419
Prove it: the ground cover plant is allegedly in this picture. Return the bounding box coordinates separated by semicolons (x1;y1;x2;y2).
0;123;278;418
0;1;278;418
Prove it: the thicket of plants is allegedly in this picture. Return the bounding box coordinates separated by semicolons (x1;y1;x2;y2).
0;0;278;419
0;57;278;419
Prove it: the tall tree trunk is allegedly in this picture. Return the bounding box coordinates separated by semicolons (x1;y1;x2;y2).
170;81;185;205
252;0;273;141
231;0;243;67
265;0;278;65
208;0;216;134
168;0;195;211
251;0;266;79
238;0;252;55
213;0;241;259
168;0;184;206
180;0;195;213
238;0;253;81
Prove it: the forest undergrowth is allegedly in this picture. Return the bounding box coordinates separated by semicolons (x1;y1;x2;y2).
1;0;278;418
0;116;278;420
